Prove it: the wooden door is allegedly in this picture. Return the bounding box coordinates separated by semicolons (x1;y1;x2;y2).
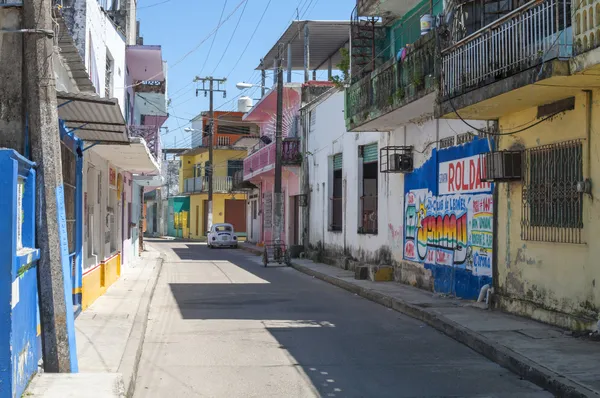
202;200;209;236
225;199;246;233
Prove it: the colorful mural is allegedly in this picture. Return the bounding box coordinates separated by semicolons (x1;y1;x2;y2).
404;138;493;299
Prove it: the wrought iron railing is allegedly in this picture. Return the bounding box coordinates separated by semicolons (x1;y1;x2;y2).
129;124;161;162
359;195;378;234
442;0;572;98
346;33;436;127
282;139;302;165
183;176;232;194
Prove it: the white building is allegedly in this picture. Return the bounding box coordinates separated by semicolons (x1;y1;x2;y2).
301;88;492;299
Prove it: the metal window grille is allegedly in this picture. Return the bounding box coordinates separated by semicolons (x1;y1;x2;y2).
359;195;378;234
521;140;583;243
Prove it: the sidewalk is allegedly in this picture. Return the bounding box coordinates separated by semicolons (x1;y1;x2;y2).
26;245;164;398
241;243;600;398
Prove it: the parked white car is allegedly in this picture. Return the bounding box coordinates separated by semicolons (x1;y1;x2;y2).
207;223;238;249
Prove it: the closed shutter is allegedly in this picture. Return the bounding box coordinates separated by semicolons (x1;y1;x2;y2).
333;153;343;170
362;143;378;163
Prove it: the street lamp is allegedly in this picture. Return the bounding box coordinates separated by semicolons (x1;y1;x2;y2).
235;82;257;90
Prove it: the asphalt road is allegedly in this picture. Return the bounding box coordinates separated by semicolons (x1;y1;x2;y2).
134;240;551;398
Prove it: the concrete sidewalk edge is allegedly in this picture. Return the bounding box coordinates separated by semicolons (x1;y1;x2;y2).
116;251;166;398
239;244;597;398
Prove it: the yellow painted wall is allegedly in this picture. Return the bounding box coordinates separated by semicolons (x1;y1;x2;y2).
496;90;600;329
180;149;247;191
81;252;121;311
188;193;247;239
82;265;105;310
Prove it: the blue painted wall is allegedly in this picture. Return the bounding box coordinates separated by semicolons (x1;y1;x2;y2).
59;120;84;311
403;137;494;299
0;150;42;398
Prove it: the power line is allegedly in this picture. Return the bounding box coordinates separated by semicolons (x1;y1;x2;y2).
225;0;273;78
198;0;229;77
211;0;248;75
118;0;249;90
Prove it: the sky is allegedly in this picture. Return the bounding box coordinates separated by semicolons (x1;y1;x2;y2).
137;0;353;149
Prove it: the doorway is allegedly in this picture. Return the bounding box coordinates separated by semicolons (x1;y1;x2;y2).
292;195;300;245
202;200;208;236
225;199;246;233
195;205;199;237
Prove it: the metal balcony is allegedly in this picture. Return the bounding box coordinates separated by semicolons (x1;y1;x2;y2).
183;176;232;194
243;139;302;181
441;0;572;99
346;32;437;132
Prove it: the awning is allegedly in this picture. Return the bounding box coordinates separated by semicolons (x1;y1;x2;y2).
90;137;160;173
57;91;128;144
257;21;351;71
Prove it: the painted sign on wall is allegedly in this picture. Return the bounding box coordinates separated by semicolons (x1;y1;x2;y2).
403;137;493;299
404;189;493;277
438;155;491;195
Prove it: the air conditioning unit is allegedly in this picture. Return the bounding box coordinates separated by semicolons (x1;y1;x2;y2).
480;151;522;182
380;146;413;173
388;153;413;173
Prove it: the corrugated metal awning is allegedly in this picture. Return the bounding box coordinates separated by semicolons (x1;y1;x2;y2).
56;91;128;144
257;21;351;71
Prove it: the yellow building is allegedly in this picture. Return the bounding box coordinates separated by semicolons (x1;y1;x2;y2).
436;1;600;330
180;112;259;239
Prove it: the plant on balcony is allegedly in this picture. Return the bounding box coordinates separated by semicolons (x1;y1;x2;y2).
330;48;350;88
395;87;405;102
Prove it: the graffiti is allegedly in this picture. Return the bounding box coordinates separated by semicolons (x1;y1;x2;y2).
388;223;403;250
404;189;493;277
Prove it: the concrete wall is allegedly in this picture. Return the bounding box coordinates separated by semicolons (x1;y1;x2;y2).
85;0;127;111
0;8;24;153
496;90;600;330
305;90;491;298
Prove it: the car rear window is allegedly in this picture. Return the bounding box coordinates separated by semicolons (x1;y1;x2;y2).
215;225;233;232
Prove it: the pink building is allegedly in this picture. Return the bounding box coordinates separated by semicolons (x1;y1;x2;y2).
242;81;334;247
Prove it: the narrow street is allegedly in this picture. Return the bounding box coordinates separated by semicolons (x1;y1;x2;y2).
134;240;549;398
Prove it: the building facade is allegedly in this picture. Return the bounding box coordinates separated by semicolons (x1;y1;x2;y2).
436;0;600;329
179;111;259;238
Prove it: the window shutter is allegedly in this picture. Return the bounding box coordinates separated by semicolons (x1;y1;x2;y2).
333;153;343;170
362;143;378;163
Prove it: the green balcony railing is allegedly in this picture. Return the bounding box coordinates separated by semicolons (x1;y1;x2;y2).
346;32;437;130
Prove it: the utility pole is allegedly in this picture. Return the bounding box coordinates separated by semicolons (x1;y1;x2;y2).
23;0;77;372
195;76;226;231
273;48;284;243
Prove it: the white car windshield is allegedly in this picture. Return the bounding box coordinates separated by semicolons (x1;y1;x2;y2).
215;225;233;232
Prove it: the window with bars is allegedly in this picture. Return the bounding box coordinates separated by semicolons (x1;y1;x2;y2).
521;140;584;243
330;153;343;231
309;110;316;134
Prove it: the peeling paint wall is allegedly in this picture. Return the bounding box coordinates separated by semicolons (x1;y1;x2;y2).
306;90;490;298
403;137;494;299
496;90;600;330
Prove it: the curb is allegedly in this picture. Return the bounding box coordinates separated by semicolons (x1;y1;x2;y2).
117;252;166;398
286;261;597;398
